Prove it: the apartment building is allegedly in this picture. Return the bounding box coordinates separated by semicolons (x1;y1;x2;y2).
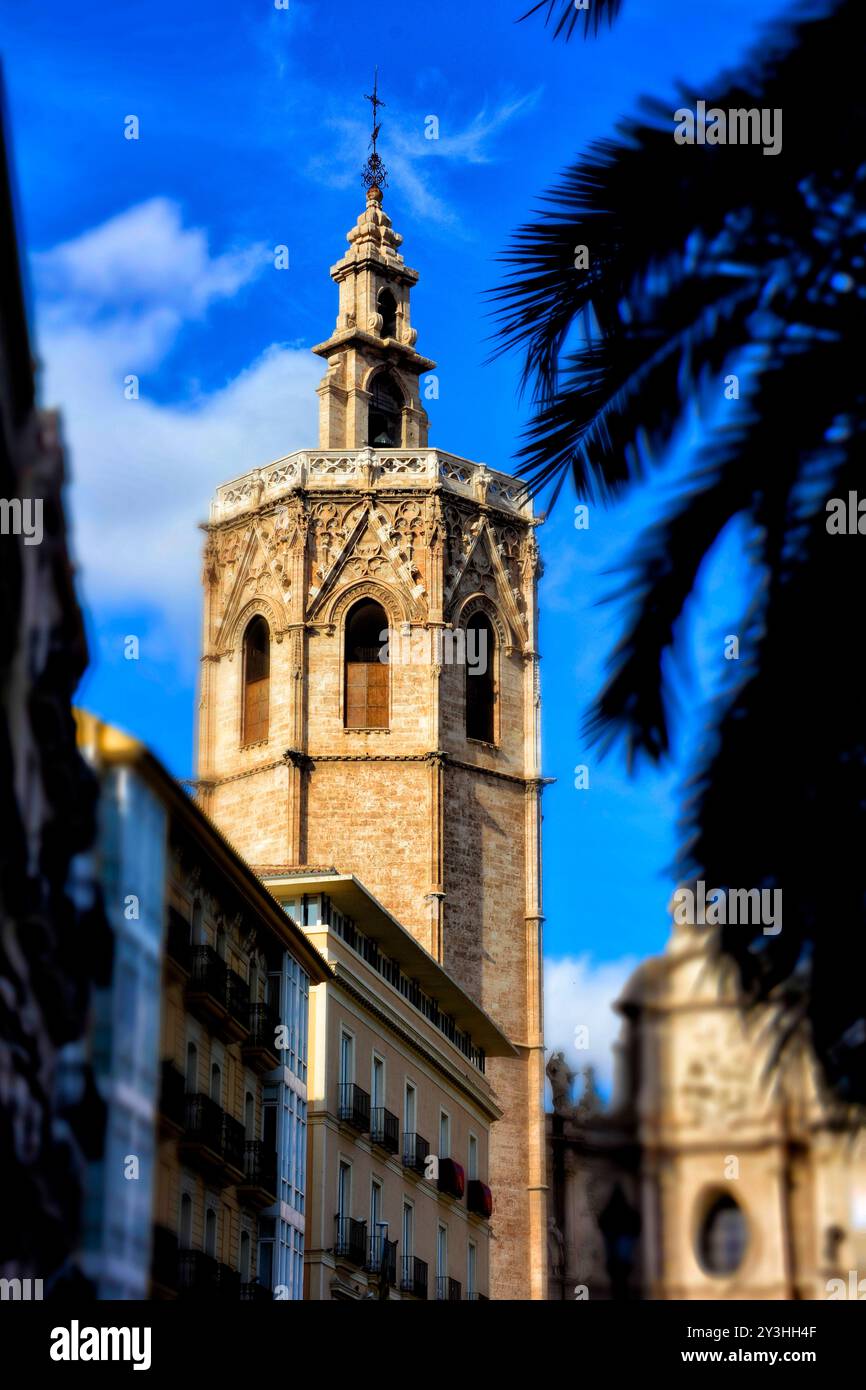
0;90;110;1292
72;712;329;1299
261;869;510;1300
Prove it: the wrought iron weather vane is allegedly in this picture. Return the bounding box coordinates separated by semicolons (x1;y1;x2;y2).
362;68;388;192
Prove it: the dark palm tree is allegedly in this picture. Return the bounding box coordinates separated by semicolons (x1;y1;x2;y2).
495;0;866;1103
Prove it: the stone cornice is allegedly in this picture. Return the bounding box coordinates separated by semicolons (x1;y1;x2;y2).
197;749;553;790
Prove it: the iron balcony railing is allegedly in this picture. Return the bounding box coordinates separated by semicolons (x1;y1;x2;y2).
436;1276;462;1303
225;967;250;1027
400;1255;428;1299
370;1106;399;1154
247;1002;280;1052
190;945;227;1000
402;1132;430;1176
184;1094;245;1175
184;1093;224;1154
366;1235;397;1285
334;1216;367;1266
221;1112;246;1174
188;947;250;1038
326;907;486;1072
177;1249;220;1296
240;1281;272;1302
216;1263;241;1299
338;1082;370;1131
243;1139;277;1193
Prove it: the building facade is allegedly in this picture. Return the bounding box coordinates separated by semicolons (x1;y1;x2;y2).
547;913;866;1300
73;713;329;1300
197;180;548;1298
0;91;110;1295
263;870;507;1300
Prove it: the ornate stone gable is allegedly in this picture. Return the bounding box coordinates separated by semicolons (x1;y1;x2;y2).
306;495;427;623
210;516;293;654
445;514;529;650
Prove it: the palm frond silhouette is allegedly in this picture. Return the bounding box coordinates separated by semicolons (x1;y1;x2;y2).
496;0;866;1102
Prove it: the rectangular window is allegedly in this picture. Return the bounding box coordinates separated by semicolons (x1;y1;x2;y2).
340;1031;354;1088
402;1201;414;1260
437;1224;447;1280
338;1161;351;1220
371;1054;385;1110
404;1081;416;1133
258;1236;274;1291
370;1178;383;1237
467;1242;477;1297
439;1109;450;1160
468;1133;478;1181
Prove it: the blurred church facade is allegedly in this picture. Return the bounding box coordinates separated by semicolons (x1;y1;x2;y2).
546;915;866;1300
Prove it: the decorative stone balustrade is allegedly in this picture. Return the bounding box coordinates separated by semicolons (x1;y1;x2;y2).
210;448;533;523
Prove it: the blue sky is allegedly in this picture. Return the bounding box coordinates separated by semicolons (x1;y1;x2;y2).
4;0;790;1085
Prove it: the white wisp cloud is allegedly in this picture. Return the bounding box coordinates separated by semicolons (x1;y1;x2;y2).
543;952;640;1103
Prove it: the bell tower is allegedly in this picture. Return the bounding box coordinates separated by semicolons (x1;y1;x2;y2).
313;182;435;451
197;87;548;1300
313;73;435;453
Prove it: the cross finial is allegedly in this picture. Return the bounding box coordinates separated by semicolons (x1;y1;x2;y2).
362;68;388;192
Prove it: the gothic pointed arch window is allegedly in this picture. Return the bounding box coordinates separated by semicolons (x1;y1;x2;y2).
368;371;403;447
243;615;270;743
344;598;389;729
378;287;398;339
465;612;496;743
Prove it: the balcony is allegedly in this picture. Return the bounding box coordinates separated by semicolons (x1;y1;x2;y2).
242;1002;280;1073
177;1249;220;1298
166;908;191;975
338;1082;370;1132
216;1263;241;1299
402;1132;430;1177
436;1276;462;1302
366;1235;397;1286
400;1255;428;1299
158;1060;186;1134
176;1250;241;1299
186;947;250;1043
240;1281;272;1302
225;968;251;1041
179;1094;244;1185
437;1158;466;1201
467;1179;493;1220
370;1106;399;1155
221;1111;246;1180
334;1215;367;1267
236;1140;278;1209
151;1224;178;1296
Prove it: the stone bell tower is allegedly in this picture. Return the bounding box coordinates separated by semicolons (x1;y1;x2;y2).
196;105;547;1299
